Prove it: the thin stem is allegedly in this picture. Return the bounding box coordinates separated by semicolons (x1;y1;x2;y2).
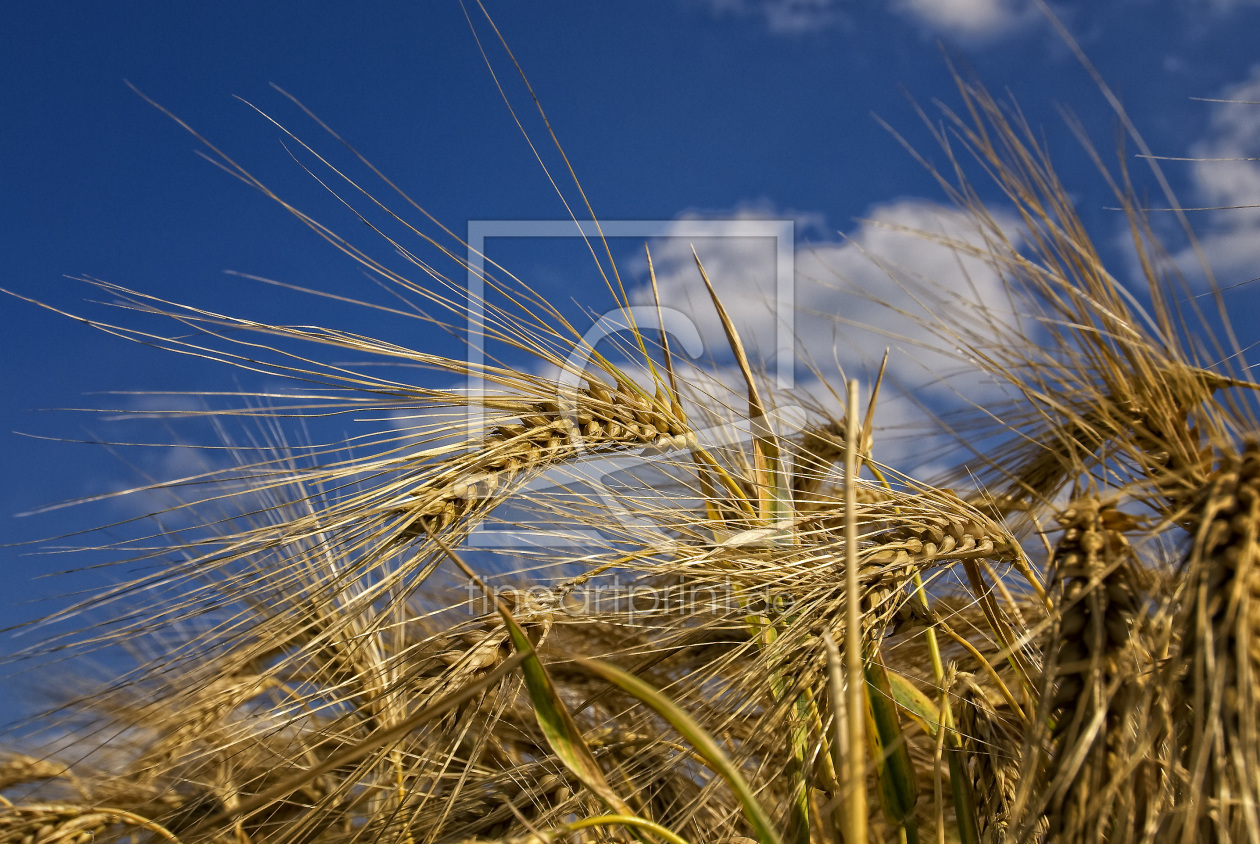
844;379;868;844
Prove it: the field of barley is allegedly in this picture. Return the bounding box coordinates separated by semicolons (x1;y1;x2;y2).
3;7;1260;844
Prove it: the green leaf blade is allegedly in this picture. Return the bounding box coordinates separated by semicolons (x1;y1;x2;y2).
576;657;785;844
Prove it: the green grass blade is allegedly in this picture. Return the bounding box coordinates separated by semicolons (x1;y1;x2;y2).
434;537;633;817
575;657;785;844
786;694;812;844
499;611;633;817
882;673;981;844
884;672;942;739
946;745;981;844
865;653;920;843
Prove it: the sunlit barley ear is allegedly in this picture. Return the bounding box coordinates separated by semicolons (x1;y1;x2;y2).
0;754;73;794
0;804;182;843
1026;496;1153;844
394;375;687;539
1174;442;1260;842
873;66;1260;530
954;672;1026;844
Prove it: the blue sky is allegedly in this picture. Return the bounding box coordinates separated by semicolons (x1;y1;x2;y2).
3;0;1260;720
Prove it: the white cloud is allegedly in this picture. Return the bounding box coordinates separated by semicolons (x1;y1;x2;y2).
698;0;1046;37
631;199;1021;395
1171;65;1260;285
699;0;842;34
621;199;1028;476
791;199;1032;446
891;0;1040;41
